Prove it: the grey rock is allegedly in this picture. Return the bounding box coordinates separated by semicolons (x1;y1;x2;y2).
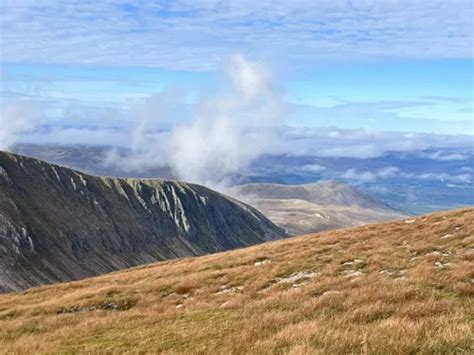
0;151;286;292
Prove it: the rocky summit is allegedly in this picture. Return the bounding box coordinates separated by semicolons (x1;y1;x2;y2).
0;151;286;292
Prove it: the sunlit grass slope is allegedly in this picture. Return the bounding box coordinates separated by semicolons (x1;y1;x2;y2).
0;208;473;353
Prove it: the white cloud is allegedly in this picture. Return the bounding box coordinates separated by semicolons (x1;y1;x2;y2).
280;126;474;158
299;164;326;173
342;167;400;182
340;166;472;183
0;101;40;150
423;151;469;161
0;0;472;71
105;55;286;188
412;172;471;183
21;126;130;148
18;122;474;163
289;101;474;135
5;49;472;175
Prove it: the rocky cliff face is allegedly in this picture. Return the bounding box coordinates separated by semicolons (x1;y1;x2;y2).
0;151;285;292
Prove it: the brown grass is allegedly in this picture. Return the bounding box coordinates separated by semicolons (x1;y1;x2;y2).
0;208;473;354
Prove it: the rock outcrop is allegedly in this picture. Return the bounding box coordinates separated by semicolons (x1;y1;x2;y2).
0;151;285;292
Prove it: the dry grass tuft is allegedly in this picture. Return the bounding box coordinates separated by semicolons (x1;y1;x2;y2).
0;208;473;353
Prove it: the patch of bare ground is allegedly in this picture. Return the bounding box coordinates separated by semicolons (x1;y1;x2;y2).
0;208;473;353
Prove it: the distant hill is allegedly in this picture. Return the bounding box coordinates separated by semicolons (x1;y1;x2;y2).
12;144;174;179
0;151;285;292
229;181;407;235
231;181;392;209
0;208;472;353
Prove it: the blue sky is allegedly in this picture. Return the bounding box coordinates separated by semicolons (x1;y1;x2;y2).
2;59;472;135
0;0;473;148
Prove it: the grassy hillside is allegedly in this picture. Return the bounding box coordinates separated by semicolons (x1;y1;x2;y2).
0;208;473;353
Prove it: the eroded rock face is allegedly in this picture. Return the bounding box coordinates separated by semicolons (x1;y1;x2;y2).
0;151;286;292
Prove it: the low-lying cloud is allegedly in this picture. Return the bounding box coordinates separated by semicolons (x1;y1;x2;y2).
342;167;400;182
341;167;471;184
281;127;474;158
422;151;469;161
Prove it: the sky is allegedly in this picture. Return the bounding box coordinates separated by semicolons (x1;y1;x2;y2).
0;0;473;185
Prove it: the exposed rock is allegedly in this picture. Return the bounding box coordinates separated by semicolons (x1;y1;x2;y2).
0;151;286;292
216;286;243;295
343;270;365;278
342;259;365;266
434;261;450;269
321;290;343;297
0;165;11;183
275;271;317;286
440;234;454;239
254;259;271;266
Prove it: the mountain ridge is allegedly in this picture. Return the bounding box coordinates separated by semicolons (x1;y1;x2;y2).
229;182;406;235
0;151;285;292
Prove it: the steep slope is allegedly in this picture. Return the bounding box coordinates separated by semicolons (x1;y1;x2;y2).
0;151;285;292
229;182;406;234
0;208;472;353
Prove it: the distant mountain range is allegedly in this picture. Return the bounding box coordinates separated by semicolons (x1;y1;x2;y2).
9;144;409;234
12;144;175;179
12;144;473;214
0;151;285;292
242;152;474;215
229;181;406;235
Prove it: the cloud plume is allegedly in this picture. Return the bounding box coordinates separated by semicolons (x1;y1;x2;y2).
106;55;286;188
0;101;39;150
